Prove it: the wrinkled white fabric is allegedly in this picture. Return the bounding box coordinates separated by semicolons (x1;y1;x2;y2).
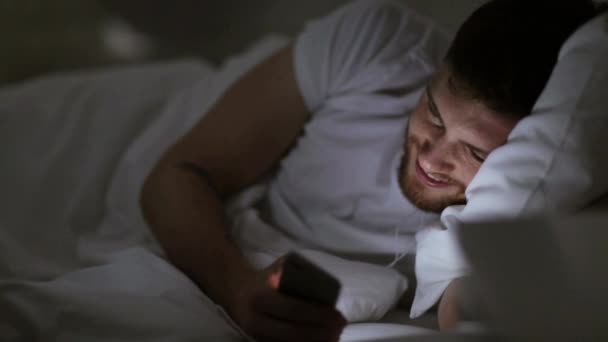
269;0;447;262
0;247;242;342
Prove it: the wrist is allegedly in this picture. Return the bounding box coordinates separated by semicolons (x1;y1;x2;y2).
194;249;256;310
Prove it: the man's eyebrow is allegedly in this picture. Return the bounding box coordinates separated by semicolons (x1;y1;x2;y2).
425;85;491;155
426;86;444;125
462;141;490;156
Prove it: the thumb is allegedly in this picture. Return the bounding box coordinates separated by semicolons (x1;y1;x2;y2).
265;255;287;290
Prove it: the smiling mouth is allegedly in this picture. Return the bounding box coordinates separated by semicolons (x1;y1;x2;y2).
415;160;451;188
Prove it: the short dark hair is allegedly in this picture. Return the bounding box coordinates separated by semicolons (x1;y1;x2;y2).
445;0;601;117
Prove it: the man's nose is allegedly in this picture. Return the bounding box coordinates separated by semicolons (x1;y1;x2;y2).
419;138;455;174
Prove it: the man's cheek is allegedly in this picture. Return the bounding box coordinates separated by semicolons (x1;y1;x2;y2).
460;165;481;189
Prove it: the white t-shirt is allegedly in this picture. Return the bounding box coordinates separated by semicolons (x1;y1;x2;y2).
257;0;449;263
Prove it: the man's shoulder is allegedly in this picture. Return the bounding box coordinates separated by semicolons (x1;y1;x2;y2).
341;0;445;33
335;0;451;66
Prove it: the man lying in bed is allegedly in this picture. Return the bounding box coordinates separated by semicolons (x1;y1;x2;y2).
138;0;601;341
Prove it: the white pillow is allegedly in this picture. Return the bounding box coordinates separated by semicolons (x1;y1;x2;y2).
412;12;608;318
229;199;408;323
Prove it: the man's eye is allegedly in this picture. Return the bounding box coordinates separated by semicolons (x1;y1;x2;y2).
470;149;486;163
428;110;443;127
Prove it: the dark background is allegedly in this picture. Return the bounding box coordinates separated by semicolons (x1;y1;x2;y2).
0;0;486;86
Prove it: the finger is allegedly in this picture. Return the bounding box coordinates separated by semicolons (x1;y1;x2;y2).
248;312;343;342
253;290;347;327
264;256;287;290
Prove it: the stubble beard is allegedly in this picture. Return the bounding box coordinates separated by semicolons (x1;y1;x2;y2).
397;135;466;213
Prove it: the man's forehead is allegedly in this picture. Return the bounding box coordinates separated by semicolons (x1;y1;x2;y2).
430;69;519;148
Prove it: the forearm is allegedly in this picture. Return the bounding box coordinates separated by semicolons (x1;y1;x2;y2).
140;158;253;308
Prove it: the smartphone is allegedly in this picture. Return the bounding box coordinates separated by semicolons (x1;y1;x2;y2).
278;252;341;307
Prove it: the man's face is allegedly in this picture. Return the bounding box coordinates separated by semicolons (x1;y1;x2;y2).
399;67;519;213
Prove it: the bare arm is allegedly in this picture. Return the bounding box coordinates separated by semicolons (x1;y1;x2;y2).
140;46;345;341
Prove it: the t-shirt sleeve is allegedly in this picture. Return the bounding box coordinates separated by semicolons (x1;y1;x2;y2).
293;0;415;113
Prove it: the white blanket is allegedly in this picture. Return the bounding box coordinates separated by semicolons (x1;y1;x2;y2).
0;247;242;341
0;59;247;341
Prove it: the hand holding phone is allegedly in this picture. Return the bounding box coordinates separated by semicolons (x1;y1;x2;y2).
278;252;341;307
224;254;346;342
